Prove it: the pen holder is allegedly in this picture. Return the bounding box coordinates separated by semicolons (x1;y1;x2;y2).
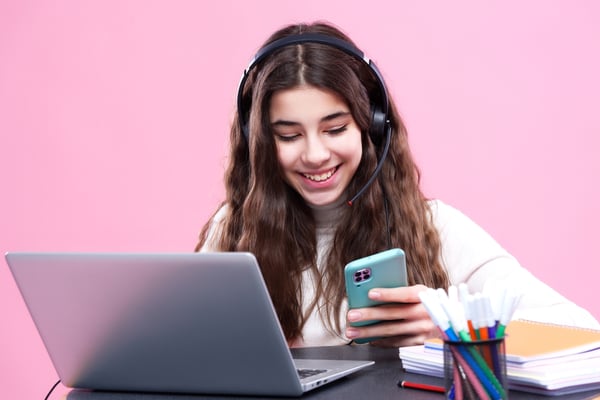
443;337;508;400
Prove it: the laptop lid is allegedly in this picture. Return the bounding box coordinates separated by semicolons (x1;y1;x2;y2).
5;252;373;396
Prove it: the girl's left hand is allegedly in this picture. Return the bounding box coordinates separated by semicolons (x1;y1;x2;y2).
344;284;440;347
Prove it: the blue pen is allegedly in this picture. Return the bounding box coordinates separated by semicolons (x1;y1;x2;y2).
418;291;459;399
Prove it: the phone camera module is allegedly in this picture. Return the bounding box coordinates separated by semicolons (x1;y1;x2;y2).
353;268;372;283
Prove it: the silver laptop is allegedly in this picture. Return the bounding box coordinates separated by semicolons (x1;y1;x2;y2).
5;252;373;397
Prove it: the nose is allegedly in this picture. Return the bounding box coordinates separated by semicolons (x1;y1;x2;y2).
301;134;331;166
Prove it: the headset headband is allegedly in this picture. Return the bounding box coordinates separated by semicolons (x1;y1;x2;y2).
236;33;390;141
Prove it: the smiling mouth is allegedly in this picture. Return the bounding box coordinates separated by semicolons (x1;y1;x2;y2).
302;167;338;182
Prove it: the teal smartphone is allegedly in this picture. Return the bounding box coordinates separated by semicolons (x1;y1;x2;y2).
344;248;408;343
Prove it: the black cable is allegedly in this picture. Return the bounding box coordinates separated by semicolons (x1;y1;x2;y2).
347;123;392;206
380;182;392;249
44;379;61;400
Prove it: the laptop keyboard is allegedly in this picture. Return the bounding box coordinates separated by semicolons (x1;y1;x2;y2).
297;368;328;379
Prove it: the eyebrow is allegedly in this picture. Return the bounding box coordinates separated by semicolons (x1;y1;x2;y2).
271;111;351;127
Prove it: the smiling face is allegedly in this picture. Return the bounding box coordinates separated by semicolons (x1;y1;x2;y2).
269;85;363;207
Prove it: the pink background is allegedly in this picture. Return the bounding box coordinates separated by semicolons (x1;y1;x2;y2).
1;1;599;398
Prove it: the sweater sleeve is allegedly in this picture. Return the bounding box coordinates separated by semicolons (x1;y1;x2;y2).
197;205;229;252
429;200;600;329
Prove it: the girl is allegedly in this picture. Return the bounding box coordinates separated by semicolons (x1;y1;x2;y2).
196;21;598;347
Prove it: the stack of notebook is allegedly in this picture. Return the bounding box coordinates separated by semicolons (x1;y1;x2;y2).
399;319;600;396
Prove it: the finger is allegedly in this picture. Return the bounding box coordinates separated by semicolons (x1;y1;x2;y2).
368;284;428;303
371;318;436;338
347;302;430;323
346;318;436;343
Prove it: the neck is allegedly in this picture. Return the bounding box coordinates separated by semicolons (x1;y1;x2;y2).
307;196;347;229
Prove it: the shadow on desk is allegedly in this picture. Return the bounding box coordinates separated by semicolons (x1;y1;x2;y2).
65;345;600;400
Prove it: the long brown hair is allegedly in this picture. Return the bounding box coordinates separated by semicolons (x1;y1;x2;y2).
195;21;449;341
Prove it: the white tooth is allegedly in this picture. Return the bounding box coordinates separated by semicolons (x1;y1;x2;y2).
305;169;334;182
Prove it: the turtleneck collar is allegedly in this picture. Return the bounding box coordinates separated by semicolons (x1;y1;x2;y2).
306;196;348;230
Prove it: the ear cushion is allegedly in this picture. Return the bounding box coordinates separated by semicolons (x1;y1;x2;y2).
369;105;387;146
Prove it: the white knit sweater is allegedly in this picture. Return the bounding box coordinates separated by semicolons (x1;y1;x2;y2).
201;199;600;347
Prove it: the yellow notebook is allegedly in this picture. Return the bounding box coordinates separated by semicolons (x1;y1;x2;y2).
503;319;600;363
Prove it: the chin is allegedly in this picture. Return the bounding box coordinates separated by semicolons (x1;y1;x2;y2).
303;193;345;207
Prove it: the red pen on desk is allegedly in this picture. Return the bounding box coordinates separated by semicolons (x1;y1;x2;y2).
398;380;445;394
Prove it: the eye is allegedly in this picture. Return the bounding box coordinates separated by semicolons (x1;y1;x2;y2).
326;125;348;135
275;133;301;142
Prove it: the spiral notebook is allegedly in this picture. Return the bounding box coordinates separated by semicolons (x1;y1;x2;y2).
500;319;600;364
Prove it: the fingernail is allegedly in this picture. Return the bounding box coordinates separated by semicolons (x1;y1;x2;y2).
347;310;362;321
369;290;381;299
346;328;359;338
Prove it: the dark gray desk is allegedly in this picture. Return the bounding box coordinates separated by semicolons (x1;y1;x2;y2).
66;345;600;399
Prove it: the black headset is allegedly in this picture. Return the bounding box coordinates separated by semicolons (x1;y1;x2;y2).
236;32;392;205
